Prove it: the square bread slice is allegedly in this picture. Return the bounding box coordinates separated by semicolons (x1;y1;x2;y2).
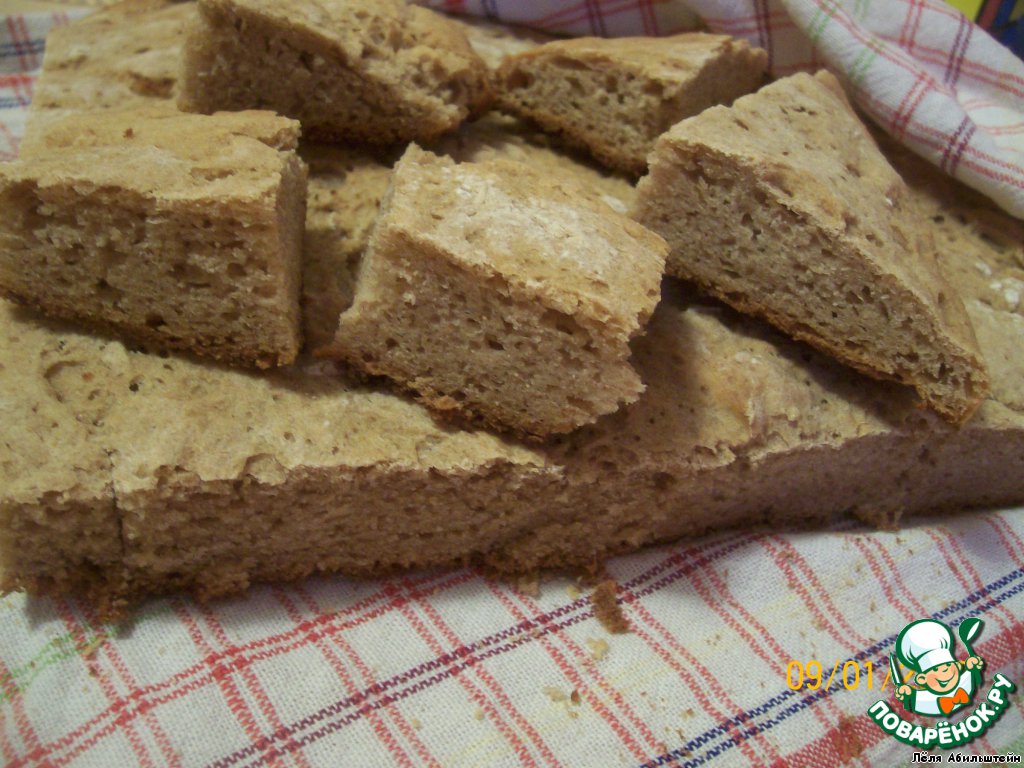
631;70;989;424
1;108;306;368
494;33;767;175
179;0;490;144
322;145;667;438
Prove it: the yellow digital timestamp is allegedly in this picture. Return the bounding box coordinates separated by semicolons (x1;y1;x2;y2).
786;660;894;692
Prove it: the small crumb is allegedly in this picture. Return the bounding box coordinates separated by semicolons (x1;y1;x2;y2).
514;575;540;598
124;127;134;139
543;687;567;703
683;708;695;719
570;689;581;706
590;580;631;634
473;708;484;721
586;638;609;661
411;718;422;730
566;584;581;600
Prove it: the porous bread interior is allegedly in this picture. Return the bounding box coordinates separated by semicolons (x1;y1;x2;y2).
635;144;985;422
3;129;1024;604
4;266;1023;608
332;218;644;437
496;35;766;175
180;0;489;143
3;5;1024;610
0;147;306;368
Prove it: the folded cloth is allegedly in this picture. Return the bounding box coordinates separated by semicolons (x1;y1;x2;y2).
424;0;1024;220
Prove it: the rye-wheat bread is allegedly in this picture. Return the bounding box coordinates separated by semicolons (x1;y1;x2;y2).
1;107;306;368
179;0;490;144
324;145;667;437
29;0;193;112
632;70;989;424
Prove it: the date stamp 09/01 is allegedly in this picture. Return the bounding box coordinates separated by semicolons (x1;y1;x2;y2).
786;659;891;692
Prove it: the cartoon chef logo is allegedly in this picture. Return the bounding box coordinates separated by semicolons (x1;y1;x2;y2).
892;617;984;717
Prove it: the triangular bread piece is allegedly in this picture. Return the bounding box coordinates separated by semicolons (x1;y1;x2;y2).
632;70;988;423
179;0;490;144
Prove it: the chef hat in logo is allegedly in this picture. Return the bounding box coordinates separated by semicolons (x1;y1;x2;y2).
896;619;956;673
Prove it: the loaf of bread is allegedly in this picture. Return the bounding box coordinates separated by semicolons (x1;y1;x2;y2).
323;145;667;437
495;33;767;175
179;0;490;144
0;107;307;368
632;70;989;424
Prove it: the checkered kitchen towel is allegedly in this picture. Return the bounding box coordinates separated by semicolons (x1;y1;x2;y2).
2;4;1024;767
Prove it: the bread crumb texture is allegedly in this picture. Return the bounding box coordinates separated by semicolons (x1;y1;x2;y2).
326;145;666;437
632;70;989;423
179;0;490;143
1;3;1023;612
